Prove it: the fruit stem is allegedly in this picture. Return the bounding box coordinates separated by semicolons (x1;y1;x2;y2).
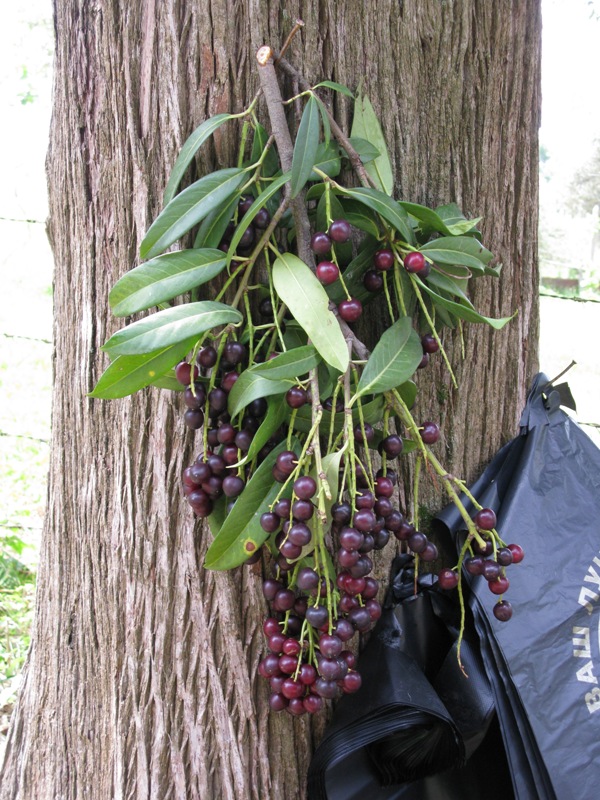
409;275;457;388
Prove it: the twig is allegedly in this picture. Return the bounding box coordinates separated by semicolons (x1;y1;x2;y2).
256;46;314;267
273;55;377;190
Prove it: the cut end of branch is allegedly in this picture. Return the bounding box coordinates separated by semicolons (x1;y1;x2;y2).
256;46;273;66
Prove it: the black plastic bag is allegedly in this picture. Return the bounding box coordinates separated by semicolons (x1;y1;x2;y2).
307;556;511;800
434;373;600;800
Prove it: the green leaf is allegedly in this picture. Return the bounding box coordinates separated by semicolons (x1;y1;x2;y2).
109;249;227;317
204;440;299;570
163;114;234;205
102;301;242;356
415;276;516;329
194;194;240;248
250;122;280;177
426;270;471;302
208;496;228;538
398;202;455;236
313;96;332;145
228;369;294;419
309;142;341;180
350;92;394;195
313;80;354;99
343;187;415;244
326;237;379;304
227;172;290;258
235;398;288;467
90;338;197;399
272;254;349;373
420;236;493;271
354;317;422;400
291;95;320;198
345;137;381;163
339;198;381;237
397;379;418;409
141;168;246;260
435;203;482;236
251;345;321;381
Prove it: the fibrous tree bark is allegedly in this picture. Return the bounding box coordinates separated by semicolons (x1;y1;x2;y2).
1;1;540;798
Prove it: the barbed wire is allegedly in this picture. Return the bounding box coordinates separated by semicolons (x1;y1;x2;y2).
0;215;45;224
0;332;51;345
0;431;49;444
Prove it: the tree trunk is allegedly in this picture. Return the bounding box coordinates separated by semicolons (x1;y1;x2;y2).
1;1;540;798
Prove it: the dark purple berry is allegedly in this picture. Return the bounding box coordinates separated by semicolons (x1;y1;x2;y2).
310;231;332;255
374;249;394;271
363;269;384;292
438;568;459;590
197;346;217;368
338;298;363;322
328;219;352;243
421;333;440;354
293;476;317;500
493;600;513;621
474;507;497;530
420;421;440;444
285;386;308;409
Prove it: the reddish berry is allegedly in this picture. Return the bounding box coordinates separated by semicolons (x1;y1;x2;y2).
438;568;459;590
403;252;426;273
338;298;363;322
475;508;497;530
310;232;332;255
507;543;525;563
420;421;440;444
316;260;340;285
374;249;394;271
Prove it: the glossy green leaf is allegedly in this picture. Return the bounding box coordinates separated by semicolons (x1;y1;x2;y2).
204;440;299;570
141;168;246;260
339;198;380;237
109;249;227;317
227;171;290;258
415;276;516;329
228;369;294;419
251;345;320;381
90;337;197;399
350;92;394;195
163;114;234;205
354;317;422;401
420;236;492;271
398;202;457;237
435;203;482;236
343;187;415;244
272;253;349;373
102;301;242;356
313;80;354;99
345;137;380;163
427;270;471;302
309;142;341;180
208;496;228;538
291;95;320;198
194;194;240;248
396;379;418;409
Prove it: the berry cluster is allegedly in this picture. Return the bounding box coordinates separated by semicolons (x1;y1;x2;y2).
179;338;280;530
254;425;444;715
460;507;524;621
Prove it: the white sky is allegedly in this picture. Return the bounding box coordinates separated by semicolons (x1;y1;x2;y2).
541;0;600;187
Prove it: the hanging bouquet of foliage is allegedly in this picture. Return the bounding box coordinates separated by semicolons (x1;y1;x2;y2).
92;31;523;716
